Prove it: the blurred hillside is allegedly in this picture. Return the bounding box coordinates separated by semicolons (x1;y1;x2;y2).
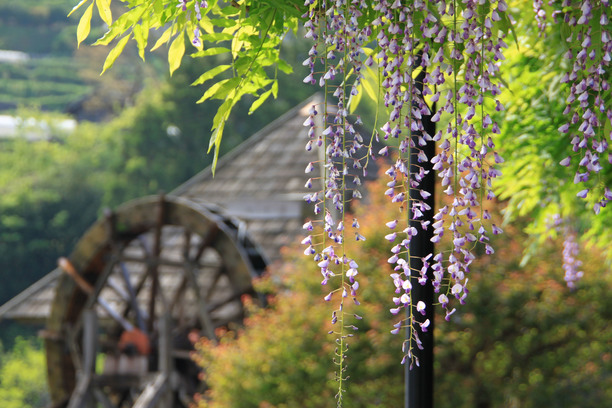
0;0;160;120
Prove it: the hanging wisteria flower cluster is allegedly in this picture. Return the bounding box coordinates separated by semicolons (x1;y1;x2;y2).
546;214;584;289
178;0;208;47
300;0;510;371
556;0;612;214
301;0;371;402
376;0;508;367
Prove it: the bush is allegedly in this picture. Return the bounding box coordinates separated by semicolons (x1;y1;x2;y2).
0;338;50;408
193;180;612;408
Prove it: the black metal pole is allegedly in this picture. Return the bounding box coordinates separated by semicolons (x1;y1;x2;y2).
406;76;436;408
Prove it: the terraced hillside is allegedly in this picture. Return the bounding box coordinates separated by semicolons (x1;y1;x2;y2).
0;56;92;111
0;0;154;117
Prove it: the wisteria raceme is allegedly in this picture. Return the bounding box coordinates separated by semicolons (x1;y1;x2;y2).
546;214;585;289
562;230;584;289
555;1;612;214
177;0;208;47
297;0;608;384
533;0;547;35
300;0;509;371
301;0;371;402
367;0;508;366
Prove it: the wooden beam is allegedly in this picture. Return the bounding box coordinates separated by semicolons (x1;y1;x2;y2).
131;373;168;408
67;310;97;408
58;257;134;332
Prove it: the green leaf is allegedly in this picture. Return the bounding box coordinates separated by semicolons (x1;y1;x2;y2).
362;66;379;101
249;89;273;115
150;26;174;51
94;23;122;46
499;11;519;49
133;23;149;60
271;80;278;98
191;64;231;86
77;3;94;47
210;18;237;28
208;97;234;175
67;0;90;17
219;6;240;16
94;6;146;46
348;86;363;114
209;123;224;176
211;97;234;131
198;77;241;102
277;59;293;74
95;0;113;27
153;0;163;15
101;34;131;74
168;31;186;76
201;32;234;43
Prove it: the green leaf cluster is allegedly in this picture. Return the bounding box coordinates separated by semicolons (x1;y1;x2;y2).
71;0;303;172
0;338;50;408
493;1;612;261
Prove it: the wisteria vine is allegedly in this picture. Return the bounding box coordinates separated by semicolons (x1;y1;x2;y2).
302;0;372;402
298;0;612;390
301;0;510;374
555;0;612;214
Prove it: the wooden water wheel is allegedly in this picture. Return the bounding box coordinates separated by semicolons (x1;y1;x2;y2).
44;195;267;408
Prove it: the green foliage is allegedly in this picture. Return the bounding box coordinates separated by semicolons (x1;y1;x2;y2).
73;0;304;170
0;0;79;54
493;2;612;260
436;223;612;408
0;114;103;304
193;180;612;408
0;338;50;408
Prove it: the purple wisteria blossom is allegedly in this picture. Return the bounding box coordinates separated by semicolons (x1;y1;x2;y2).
300;0;373;398
300;0;509;370
556;1;612;212
562;232;584;289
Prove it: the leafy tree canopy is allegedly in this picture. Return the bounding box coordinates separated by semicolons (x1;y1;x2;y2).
70;0;611;402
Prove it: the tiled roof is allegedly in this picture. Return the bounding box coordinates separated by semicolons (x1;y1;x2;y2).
173;94;324;263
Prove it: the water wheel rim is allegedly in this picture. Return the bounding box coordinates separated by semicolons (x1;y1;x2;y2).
45;195;266;406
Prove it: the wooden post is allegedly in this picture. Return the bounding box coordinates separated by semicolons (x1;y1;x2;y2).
133;312;172;408
67;309;97;408
406;63;436;408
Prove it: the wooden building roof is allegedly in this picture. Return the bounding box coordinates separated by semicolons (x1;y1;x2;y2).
0;95;325;324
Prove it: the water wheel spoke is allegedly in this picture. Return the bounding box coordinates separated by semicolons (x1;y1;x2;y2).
48;197;264;407
184;265;217;340
182;230;192;261
193;224;219;263
118;262;148;332
147;196;166;333
170;275;189;322
204;266;224;301
119;261;150;323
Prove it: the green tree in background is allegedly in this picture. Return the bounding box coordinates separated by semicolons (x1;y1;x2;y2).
0;127;103;306
0;338;50;408
193;179;612;408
